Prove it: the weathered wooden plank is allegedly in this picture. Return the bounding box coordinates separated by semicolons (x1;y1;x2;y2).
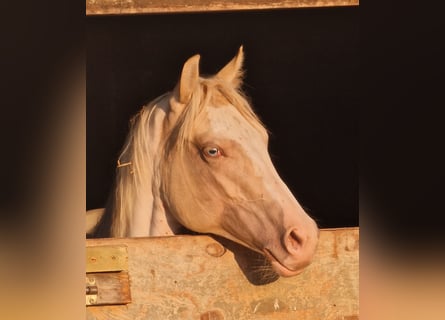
86;227;359;319
86;0;359;16
86;272;132;306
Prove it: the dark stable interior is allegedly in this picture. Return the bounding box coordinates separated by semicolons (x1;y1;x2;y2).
87;6;358;228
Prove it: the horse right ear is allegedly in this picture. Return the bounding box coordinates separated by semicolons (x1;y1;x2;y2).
177;54;200;104
216;45;244;88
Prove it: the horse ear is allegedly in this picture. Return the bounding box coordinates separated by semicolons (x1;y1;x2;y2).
178;54;200;104
216;46;244;88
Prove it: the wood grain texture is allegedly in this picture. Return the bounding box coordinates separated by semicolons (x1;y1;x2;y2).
86;0;359;15
87;272;132;305
86;227;359;319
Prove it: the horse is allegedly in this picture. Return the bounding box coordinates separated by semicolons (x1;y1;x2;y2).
90;46;319;277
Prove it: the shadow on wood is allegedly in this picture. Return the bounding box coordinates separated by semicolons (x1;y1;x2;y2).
211;235;280;285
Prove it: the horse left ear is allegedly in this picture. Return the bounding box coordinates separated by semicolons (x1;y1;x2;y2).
216;46;244;88
178;54;201;104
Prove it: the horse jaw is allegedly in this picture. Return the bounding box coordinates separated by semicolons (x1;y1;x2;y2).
149;196;183;236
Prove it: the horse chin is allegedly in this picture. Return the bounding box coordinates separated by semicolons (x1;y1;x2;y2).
263;249;305;278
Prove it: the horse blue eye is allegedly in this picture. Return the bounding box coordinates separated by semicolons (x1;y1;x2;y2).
204;147;221;157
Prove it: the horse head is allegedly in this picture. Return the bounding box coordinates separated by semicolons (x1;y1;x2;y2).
95;47;319;277
160;47;319;277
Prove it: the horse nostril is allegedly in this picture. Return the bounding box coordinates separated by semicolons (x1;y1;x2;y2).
285;228;304;254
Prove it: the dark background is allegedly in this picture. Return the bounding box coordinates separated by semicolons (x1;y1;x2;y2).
87;6;358;228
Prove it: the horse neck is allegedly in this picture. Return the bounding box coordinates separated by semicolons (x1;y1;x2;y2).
111;98;181;237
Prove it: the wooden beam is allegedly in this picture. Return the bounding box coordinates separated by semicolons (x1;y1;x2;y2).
86;0;359;16
86;227;359;319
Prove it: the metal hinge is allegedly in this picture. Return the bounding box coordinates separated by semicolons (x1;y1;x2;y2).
86;276;98;306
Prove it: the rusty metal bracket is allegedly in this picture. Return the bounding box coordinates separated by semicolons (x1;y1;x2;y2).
86;276;98;306
86;245;128;273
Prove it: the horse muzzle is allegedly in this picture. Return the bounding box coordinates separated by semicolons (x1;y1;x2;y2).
263;221;319;277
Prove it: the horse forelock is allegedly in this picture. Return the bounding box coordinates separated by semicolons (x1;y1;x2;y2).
165;77;266;157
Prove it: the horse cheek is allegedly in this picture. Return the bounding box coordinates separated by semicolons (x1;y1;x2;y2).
164;152;221;232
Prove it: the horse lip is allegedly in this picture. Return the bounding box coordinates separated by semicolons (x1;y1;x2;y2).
263;248;304;277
